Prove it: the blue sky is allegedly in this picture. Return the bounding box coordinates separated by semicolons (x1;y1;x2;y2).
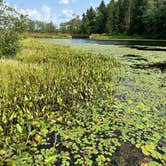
5;0;110;25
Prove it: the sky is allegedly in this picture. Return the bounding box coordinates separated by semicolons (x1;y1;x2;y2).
5;0;110;25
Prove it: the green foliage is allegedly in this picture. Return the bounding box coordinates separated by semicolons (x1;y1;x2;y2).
0;2;27;56
60;16;82;34
50;39;166;165
80;7;97;34
0;36;166;165
64;0;166;38
27;20;57;33
0;39;120;165
28;33;71;39
0;30;19;56
90;33;146;40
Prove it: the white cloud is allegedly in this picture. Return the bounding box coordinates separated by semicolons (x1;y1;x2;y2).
62;9;75;18
17;5;55;23
41;5;51;15
19;8;42;20
41;5;51;21
59;0;70;4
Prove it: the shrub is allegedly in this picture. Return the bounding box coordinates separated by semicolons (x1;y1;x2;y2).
0;30;19;56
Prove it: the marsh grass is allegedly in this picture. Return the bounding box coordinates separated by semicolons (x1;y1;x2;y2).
0;39;121;165
28;33;71;39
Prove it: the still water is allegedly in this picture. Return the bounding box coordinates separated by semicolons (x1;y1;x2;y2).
40;38;166;47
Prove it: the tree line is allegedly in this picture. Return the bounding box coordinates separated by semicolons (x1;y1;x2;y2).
27;20;57;33
60;0;166;38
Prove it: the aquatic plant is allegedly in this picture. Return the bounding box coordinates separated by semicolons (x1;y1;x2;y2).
0;39;120;165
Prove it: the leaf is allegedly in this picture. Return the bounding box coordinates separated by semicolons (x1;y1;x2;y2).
141;146;150;156
57;97;63;105
149;161;162;166
136;144;141;148
45;155;57;164
16;124;23;133
9;112;15;121
145;144;156;151
34;134;41;142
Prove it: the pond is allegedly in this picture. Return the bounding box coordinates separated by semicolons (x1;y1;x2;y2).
40;38;166;47
38;37;166;165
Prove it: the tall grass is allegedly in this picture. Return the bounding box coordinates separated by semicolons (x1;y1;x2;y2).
0;39;119;165
28;33;71;39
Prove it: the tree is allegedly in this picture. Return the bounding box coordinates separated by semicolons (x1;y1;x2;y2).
113;1;120;33
80;13;87;34
119;0;132;33
96;0;107;33
81;7;97;34
155;0;166;37
27;19;35;32
60;0;166;38
60;16;81;34
105;0;115;34
0;1;27;55
45;22;57;33
130;0;148;34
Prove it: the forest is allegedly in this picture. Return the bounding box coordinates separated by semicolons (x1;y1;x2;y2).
60;0;166;38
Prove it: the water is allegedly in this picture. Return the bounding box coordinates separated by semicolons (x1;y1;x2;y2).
40;38;166;47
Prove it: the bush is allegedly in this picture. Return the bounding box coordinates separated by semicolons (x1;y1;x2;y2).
0;30;19;56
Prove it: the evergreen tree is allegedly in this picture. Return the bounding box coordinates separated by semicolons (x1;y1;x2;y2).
155;0;166;37
120;0;132;33
113;1;120;33
86;7;97;34
80;13;87;34
130;0;148;34
96;0;107;33
59;0;166;38
105;0;115;34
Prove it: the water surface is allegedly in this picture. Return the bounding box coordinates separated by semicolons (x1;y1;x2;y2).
40;38;166;47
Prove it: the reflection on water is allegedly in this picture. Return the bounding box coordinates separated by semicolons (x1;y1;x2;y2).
40;38;166;47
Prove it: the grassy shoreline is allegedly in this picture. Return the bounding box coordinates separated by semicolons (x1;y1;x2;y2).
27;33;166;42
27;32;71;39
90;34;166;41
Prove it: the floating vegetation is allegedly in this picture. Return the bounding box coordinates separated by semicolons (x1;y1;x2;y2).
123;54;148;62
132;62;166;72
0;39;166;165
126;46;166;52
43;39;166;165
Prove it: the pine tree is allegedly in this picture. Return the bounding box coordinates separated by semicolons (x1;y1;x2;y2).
113;1;120;33
120;0;132;33
96;0;107;33
130;0;148;34
105;0;115;34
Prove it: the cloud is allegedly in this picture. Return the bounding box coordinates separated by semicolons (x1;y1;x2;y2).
59;0;70;4
17;5;55;23
5;2;78;25
62;9;75;18
19;8;42;20
59;0;76;5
